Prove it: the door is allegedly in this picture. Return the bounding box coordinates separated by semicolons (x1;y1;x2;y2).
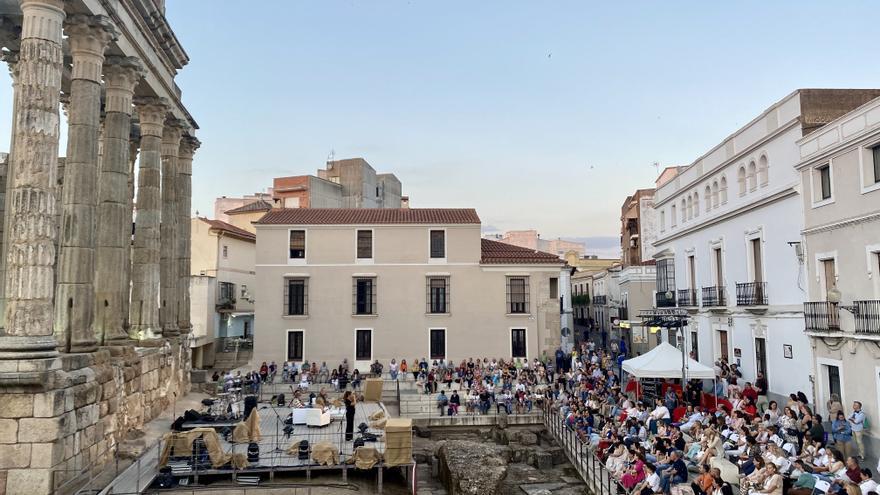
826;365;841;399
430;329;446;360
355;329;372;361
691;330;699;360
688;256;696;289
287;331;303;361
822;259;836;295
755;337;767;380
751;239;763;283
511;329;527;358
714;248;724;287
718;330;729;362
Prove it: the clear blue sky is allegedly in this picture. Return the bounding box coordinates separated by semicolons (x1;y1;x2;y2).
0;1;877;255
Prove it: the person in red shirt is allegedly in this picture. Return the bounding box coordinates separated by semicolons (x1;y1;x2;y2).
742;382;758;404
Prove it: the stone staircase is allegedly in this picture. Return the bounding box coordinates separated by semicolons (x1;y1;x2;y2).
211;349;252;371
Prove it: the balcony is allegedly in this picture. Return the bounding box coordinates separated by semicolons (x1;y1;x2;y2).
854;300;880;334
702;286;727;308
655;291;676;308
618;306;629;320
593;295;607;306
804;302;840;332
736;282;768;306
677;289;697;307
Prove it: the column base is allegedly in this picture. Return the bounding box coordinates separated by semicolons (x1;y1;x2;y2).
0;335;60;360
69;339;98;353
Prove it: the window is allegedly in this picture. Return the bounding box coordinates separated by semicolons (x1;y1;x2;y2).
720;176;728;204
355;329;372;360
430;329;446;360
671;205;677;226
873;146;880;184
712;181;719;208
353;277;377;315
758;155;769;186
818;165;832;200
686;196;693;220
660;210;666;231
243;320;250;338
356;230;373;259
287;330;304;361
718;329;729;361
289;230;305;259
691;330;699;360
506;276;530;314
755;337;767;379
426;276;449;313
218;282;235;305
429;230;445;258
222;245;228;259
748;161;757;191
511;328;527;358
550;277;558;300
284;278;308;315
656;258;676;294
681;199;687;223
693;192;700;217
738;167;746;196
704;185;712;211
240;284;248;298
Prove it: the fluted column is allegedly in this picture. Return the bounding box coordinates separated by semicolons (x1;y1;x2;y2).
123;123;139;334
95;56;142;345
0;0;65;359
177;136;199;334
54;15;116;353
130;98;166;340
160;120;183;337
0;35;20;333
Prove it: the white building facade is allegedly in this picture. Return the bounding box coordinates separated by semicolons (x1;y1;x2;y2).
651;90;880;401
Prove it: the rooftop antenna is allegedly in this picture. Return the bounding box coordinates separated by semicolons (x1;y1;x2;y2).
652;161;660;177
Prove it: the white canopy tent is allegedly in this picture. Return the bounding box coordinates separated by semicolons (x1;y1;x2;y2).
621;342;715;380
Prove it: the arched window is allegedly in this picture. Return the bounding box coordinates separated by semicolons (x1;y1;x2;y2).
693;191;700;217
704;185;712;211
758;155;769;186
660;210;666;231
681;199;687;223
712;180;719;208
686;196;693;220
720;176;728;204
738;166;747;196
747;161;757;191
671;204;677;226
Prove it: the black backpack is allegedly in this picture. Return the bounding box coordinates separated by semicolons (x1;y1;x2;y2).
247;442;260;463
276;393;285;406
297;440;309;460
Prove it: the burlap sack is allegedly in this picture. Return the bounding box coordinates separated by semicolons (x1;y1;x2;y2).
312;442;339;466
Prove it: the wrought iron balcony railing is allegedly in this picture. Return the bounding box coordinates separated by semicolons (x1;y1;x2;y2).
655;291;676;308
593;295;607;306
702;286;727;307
677;289;697;307
854;300;880;334
736;282;768;306
804;301;840;332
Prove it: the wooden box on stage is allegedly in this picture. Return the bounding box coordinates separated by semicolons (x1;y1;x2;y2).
364;378;383;402
384;417;412;467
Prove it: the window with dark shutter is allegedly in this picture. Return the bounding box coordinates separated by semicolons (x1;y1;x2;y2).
284;278;307;315
426;277;449;313
430;329;445;360
873;146;880;184
287;331;303;360
357;230;373;259
289;230;305;258
356;329;372;360
511;329;527;358
429;230;445;258
353;277;377;315
506;276;529;314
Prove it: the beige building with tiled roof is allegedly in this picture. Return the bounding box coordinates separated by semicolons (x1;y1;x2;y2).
252;208;566;367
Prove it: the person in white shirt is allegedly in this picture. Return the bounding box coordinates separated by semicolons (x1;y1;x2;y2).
649;399;671;435
681;406;705;433
858;468;878;495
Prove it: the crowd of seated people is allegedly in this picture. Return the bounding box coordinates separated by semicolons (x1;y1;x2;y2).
543;341;877;495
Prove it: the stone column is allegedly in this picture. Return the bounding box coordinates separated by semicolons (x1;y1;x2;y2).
122;123;140;333
54;15;116;353
130;98;167;340
160;120;183;337
95;56;142;345
0;19;21;333
177;135;199;334
0;0;66;359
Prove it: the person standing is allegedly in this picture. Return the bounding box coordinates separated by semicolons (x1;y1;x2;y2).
754;372;769;414
344;391;356;441
849;401;867;460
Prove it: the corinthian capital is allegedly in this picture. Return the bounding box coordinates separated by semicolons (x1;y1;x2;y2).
64;15;117;82
161;118;186;156
104;56;144;114
133;96;168;137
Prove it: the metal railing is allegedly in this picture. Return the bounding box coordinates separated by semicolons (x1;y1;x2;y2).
542;403;621;495
702;285;726;307
804;301;840;332
593;295;607;306
655;291;676;308
736;282;768;306
854;300;880;334
677;289;697;307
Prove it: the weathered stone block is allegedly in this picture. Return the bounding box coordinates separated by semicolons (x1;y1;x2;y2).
19;417;63;443
0;443;31;469
17;357;61;373
0;418;18;444
76;404;100;430
0;393;34;418
72;382;99;409
102;379;117;398
33;390;66;417
30;442;64;469
519;431;538;445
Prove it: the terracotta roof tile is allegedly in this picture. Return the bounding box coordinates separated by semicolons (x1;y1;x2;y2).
255;208;481;225
224;200;273;215
198;218;256;242
480;239;564;265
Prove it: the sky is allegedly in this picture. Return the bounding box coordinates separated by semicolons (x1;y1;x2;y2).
0;1;878;257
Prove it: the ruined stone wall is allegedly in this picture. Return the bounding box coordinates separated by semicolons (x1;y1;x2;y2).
0;337;191;494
